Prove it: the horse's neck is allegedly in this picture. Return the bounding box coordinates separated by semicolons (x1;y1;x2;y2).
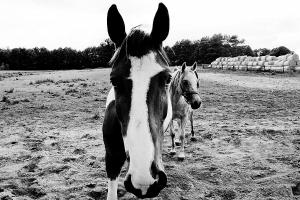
169;70;182;105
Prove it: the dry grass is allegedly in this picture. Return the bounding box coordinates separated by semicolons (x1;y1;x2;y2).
34;78;55;84
0;69;299;200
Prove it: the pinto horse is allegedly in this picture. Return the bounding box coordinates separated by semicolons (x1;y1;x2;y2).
103;3;172;199
169;62;202;160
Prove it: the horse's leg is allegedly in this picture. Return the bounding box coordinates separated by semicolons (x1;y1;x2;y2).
174;120;181;146
106;151;126;200
190;110;196;142
169;120;176;155
178;117;187;161
103;102;126;200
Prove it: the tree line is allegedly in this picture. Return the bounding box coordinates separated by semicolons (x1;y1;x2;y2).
0;34;292;70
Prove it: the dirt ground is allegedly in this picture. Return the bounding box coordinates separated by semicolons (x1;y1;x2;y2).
0;68;300;200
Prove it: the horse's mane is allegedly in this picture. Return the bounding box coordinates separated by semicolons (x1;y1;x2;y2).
169;69;182;95
109;26;169;66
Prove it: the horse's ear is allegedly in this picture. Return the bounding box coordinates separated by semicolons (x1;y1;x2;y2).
191;62;197;71
150;3;169;44
107;4;126;47
181;62;186;72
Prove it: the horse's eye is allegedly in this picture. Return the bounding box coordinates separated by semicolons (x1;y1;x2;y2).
166;74;172;84
182;80;189;86
110;77;120;87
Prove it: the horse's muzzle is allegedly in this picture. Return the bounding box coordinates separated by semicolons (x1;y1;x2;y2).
191;98;201;109
185;93;201;109
124;171;167;199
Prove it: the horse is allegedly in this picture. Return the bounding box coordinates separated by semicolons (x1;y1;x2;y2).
103;3;172;199
168;62;201;160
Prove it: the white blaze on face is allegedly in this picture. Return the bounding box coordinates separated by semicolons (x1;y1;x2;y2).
125;52;164;189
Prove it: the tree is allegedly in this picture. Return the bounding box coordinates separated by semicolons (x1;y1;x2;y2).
164;46;176;66
269;46;291;56
171;39;195;65
253;48;270;56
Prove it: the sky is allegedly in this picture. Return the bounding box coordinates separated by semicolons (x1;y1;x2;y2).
0;0;300;54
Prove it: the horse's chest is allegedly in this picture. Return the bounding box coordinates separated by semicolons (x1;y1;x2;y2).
172;96;190;119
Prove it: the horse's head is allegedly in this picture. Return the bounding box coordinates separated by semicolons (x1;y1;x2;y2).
107;3;171;198
179;62;202;109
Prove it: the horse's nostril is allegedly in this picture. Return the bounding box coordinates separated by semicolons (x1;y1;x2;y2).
124;175;143;197
123;171;167;198
191;101;201;109
157;171;167;188
144;171;167;198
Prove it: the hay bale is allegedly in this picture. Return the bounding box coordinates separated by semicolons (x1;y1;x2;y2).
295;66;300;72
248;61;254;66
257;61;265;66
260;56;266;61
270;66;284;72
283;65;295;72
239;56;247;61
274;60;285;67
252;61;258;66
266;56;276;61
252;66;262;71
264;66;271;71
287;54;299;61
216;58;221;62
248;66;256;71
265;61;275;66
283;60;297;67
239;65;247;71
277;55;285;60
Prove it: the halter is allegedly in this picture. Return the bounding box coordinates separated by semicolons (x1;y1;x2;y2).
180;82;199;99
178;71;199;102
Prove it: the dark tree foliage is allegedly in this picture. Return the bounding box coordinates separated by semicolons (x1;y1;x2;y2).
163;46;176;66
269;46;291;57
0;35;293;70
169;34;254;64
253;48;271;56
171;39;196;65
0;39;115;70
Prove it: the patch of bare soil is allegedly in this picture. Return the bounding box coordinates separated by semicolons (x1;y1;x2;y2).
0;69;299;200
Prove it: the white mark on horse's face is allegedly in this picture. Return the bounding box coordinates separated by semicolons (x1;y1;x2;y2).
183;67;199;91
125;52;165;189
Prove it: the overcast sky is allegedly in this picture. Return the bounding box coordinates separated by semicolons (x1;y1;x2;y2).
0;0;300;54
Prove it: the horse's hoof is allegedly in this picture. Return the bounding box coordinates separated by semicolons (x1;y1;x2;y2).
190;137;197;142
177;152;185;161
169;149;176;155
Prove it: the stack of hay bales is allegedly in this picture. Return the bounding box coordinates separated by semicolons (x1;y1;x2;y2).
209;53;300;73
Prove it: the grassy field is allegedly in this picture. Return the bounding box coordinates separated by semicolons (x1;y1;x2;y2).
0;68;300;200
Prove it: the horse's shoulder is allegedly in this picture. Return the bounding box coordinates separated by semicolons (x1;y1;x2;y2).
172;97;190;118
